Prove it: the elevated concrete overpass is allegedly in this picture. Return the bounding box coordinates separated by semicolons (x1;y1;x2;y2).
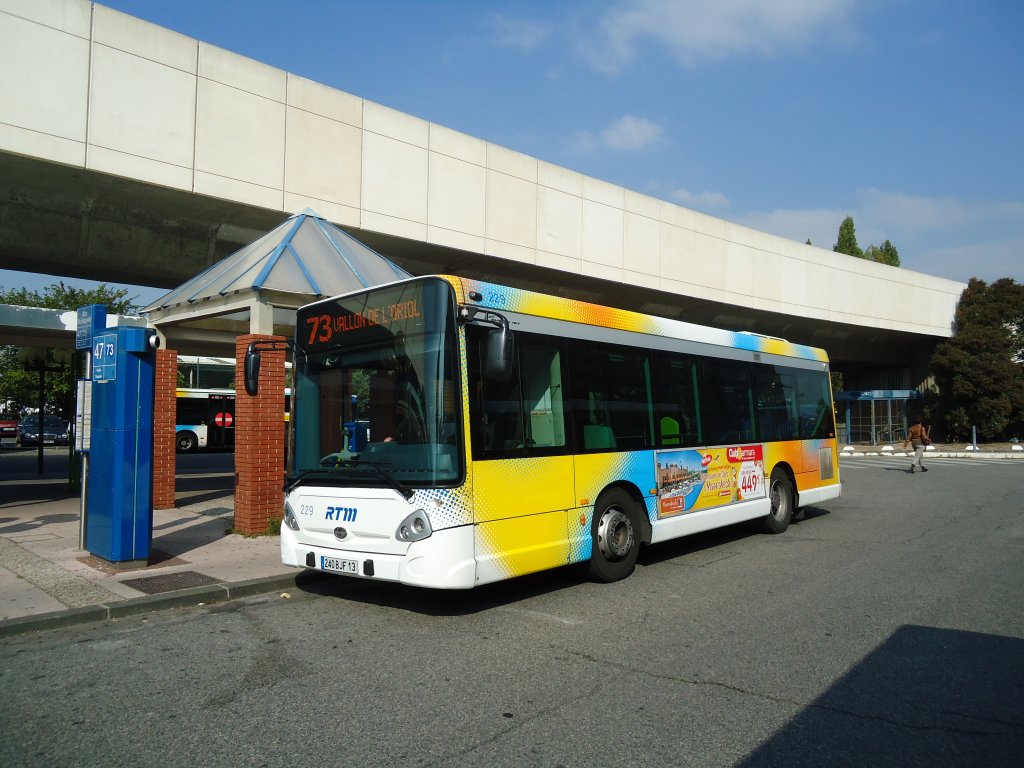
0;0;965;388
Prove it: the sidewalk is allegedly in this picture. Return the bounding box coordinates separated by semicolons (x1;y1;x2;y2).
0;468;317;638
841;442;1024;458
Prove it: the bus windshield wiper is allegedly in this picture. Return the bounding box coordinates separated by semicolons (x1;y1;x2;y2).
359;459;414;500
285;468;342;493
288;460;414;500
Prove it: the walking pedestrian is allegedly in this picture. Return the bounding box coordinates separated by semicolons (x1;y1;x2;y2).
904;414;930;473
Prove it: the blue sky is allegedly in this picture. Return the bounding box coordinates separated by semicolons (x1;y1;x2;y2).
3;0;1022;305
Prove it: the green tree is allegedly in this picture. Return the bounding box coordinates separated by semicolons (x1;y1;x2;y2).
0;282;142;416
878;239;900;266
930;278;1024;441
864;239;900;267
833;217;901;267
1;282;139;314
996;277;1024;362
833;216;863;258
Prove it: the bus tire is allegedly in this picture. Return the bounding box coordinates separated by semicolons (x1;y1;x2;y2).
762;468;794;534
587;488;641;583
176;431;198;453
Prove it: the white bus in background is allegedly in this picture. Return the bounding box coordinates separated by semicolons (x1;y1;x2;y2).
175;387;291;452
175;387;235;452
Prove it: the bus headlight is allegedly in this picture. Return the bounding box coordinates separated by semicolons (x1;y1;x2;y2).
396;509;432;542
283;502;301;532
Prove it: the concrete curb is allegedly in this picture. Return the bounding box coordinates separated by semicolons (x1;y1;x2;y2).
0;571;333;639
841;450;1024;459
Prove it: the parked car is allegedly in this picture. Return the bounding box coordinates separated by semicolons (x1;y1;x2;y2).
17;415;70;447
0;412;19;441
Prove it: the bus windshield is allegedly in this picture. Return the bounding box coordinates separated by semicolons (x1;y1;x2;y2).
290;278;462;489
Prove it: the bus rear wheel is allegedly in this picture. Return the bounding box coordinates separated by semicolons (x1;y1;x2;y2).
762;468;794;534
587;488;640;583
176;431;198;452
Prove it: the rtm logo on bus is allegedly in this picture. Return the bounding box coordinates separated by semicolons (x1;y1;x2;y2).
325;505;358;522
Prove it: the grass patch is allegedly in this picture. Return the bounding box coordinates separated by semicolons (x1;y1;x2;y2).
222;516;282;537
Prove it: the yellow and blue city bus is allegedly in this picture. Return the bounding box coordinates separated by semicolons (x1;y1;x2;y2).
271;275;841;588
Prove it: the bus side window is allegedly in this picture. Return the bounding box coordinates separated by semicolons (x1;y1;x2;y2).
569;343;654;451
467;328;524;454
795;370;835;439
176;397;207;426
486;376;524;451
653;352;701;447
468;329;568;457
519;343;565;448
699;358;756;445
755;367;798;441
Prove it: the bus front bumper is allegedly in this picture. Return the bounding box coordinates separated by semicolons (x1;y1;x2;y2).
281;524;477;589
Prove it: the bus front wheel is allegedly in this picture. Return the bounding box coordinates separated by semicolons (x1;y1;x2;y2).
762;468;794;534
176;431;198;453
587;488;640;583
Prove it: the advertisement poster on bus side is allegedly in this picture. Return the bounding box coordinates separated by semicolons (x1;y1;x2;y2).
655;445;766;518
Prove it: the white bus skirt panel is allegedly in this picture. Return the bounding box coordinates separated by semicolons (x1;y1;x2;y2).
281;524;477;589
795;483;842;507
649;497;768;545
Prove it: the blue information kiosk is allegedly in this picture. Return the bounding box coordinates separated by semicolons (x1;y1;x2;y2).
80;306;158;567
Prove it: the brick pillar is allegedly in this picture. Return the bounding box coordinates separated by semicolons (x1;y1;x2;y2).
152;348;178;509
234;334;286;535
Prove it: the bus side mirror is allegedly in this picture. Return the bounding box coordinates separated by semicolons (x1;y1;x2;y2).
243;343;261;396
483;326;514;381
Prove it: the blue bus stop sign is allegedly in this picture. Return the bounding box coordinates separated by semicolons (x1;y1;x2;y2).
92;333;118;382
77;304;106;351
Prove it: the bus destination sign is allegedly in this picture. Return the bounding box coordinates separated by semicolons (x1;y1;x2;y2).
302;299;422;349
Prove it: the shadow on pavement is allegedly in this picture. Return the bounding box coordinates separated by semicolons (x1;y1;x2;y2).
738;625;1024;767
290;562;591;617
0;479;77;506
147;517;234;559
1;451;237;562
287;505;838;617
0;512;79;534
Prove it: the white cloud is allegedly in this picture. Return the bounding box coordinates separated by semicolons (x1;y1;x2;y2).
671;188;731;212
572;114;663;153
736;190;1024;284
601;115;663;150
487;14;551;52
854;188;1024;237
737;206;845;249
914;234;1024;284
582;0;856;73
570;131;601;154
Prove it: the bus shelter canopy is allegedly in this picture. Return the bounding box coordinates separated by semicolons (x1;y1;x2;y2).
143;209;413;355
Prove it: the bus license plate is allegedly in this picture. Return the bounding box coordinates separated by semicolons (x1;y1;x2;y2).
321;556;358;574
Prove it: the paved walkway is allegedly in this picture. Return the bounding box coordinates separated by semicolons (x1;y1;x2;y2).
0;468;314;638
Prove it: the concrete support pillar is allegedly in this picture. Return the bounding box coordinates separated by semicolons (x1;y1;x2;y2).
152;348;177;509
233;334;285;535
251;298;275;336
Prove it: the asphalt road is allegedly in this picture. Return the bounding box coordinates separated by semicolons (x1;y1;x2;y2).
0;444;235;478
1;455;1022;767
